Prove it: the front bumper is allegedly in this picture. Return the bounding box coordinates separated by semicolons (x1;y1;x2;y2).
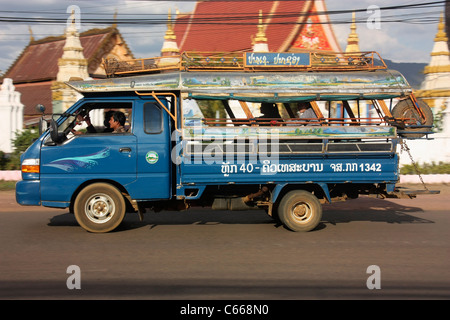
15;180;41;206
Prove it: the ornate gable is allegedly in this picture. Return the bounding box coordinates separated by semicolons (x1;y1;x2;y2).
173;0;340;53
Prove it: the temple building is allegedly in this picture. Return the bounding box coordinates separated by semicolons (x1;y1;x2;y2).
345;12;361;53
446;2;450;51
252;10;270;53
1;16;133;125
398;13;450;167
415;14;450;113
158;9;181;67
0;79;24;153
173;0;341;53
51;11;90;114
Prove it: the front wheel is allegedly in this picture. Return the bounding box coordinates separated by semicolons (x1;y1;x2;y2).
74;183;126;233
277;190;322;232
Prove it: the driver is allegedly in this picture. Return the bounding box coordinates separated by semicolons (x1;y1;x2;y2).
109;111;127;133
71;110;115;134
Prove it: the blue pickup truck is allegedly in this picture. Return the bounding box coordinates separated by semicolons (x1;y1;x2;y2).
16;51;438;233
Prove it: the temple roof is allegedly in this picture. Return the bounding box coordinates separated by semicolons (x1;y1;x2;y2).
1;26;134;124
2;27;133;83
174;0;341;53
17;82;53;125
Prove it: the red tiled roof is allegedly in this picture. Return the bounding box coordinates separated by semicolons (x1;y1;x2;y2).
14;82;53;124
4;28;120;83
174;0;313;52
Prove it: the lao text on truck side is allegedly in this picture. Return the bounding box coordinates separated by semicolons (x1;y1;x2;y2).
16;51;439;233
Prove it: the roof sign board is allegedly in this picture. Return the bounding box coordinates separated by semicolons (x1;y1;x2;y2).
244;52;311;67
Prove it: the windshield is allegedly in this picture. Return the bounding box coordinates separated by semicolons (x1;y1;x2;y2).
56;113;78;133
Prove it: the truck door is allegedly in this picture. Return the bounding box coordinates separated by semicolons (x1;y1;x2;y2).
40;104;137;205
125;99;172;200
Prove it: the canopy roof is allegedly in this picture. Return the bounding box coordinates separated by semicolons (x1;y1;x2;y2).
68;68;412;102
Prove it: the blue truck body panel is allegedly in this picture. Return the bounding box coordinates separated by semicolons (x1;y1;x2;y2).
16;94;400;207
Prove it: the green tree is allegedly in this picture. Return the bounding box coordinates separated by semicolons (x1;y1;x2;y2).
0;151;8;170
433;108;445;133
197;100;227;120
6;127;40;170
400;161;450;174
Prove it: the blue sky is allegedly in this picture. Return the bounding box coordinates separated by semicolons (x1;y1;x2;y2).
0;0;445;74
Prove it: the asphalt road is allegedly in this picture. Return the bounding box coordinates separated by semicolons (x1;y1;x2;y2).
1;184;449;302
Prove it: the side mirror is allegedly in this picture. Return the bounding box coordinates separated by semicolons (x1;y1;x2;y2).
49;119;65;144
35;104;47;135
35;104;46;113
38;117;48;135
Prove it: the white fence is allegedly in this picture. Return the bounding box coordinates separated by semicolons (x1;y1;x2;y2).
399;106;450;166
0;171;21;181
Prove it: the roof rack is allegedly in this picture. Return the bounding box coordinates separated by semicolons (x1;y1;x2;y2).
103;51;388;77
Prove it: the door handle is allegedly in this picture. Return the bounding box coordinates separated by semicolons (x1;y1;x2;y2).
119;147;132;153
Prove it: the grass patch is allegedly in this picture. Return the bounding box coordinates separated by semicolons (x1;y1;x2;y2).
400;162;450;175
0;180;16;191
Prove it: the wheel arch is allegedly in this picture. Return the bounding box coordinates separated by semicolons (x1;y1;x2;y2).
271;182;330;206
69;179;131;214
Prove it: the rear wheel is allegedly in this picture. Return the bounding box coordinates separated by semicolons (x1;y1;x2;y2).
74;183;126;233
278;190;322;232
392;99;433;138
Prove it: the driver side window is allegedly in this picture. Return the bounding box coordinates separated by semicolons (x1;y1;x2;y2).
71;102;133;135
46;101;134;145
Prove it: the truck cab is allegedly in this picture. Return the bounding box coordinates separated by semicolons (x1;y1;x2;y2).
17;93;175;231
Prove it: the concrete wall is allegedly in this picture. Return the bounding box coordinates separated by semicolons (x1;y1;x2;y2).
0;79;24;154
398;103;450;166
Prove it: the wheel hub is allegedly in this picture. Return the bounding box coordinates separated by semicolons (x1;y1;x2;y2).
85;194;115;224
293;204;307;217
292;202;311;223
93;201;108;216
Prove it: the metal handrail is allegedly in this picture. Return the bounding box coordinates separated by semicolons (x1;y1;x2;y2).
103;50;388;77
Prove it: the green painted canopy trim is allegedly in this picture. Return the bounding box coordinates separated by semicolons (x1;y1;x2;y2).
187;93;402;103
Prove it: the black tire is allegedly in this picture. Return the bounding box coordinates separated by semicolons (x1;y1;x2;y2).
74;183;126;233
278;190;322;232
391;99;433;138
